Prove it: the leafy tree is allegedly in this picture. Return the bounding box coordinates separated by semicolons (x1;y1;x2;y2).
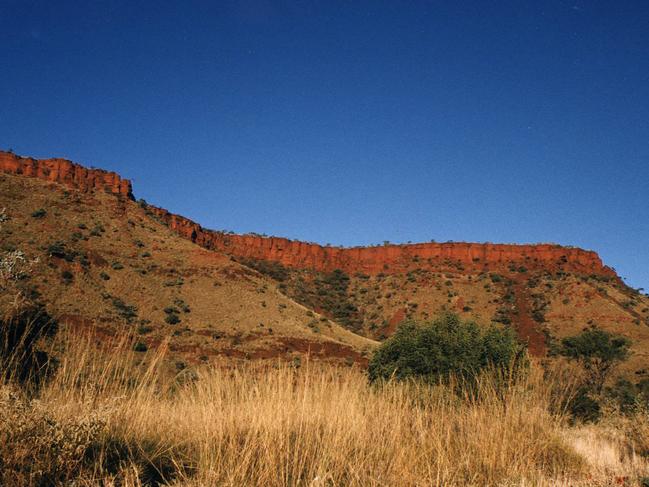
559;327;630;393
368;313;526;383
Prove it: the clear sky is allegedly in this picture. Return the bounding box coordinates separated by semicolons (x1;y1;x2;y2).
1;1;648;289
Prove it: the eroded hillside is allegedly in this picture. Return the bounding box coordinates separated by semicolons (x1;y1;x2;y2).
1;150;648;378
0;169;375;368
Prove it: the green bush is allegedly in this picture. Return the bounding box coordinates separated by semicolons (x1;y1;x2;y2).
30;208;46;219
61;270;74;284
607;379;639;414
559;327;630;393
165;313;180;325
368;313;526;383
47;241;67;259
567;387;601;423
111;298;138;323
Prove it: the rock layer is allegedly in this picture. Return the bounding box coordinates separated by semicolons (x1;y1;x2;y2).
0;151;133;198
146;206;617;278
0;150;617;279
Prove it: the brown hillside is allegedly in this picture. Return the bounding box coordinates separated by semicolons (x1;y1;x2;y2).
0;167;375;369
1;151;648;378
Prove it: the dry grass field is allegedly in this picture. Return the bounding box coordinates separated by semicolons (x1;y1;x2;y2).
1;329;648;486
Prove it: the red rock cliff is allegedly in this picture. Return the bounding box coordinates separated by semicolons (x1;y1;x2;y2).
146;206;617;278
0;151;133;199
0;151;617;279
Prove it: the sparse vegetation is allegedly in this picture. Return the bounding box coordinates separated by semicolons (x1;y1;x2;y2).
1;163;649;485
239;257;289;281
60;270;73;284
165;313;181;325
30;208;47;218
111;297;138;322
0;333;646;486
559;327;631;393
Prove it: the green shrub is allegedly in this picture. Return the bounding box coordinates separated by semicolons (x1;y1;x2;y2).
567;387;601;423
165;313;180;325
111;298;138;322
111;262;124;270
137;325;153;335
607;379;639;414
31;209;47;219
368;313;526;383
47;241;67;259
133;342;148;352
490;273;503;283
239;257;289;282
173;299;191;313
61;270;74;284
559;327;630;393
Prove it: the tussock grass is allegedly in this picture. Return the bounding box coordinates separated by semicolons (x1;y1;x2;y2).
0;331;647;486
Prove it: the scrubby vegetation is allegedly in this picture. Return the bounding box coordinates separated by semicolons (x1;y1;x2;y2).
240;258;364;332
2;176;649;485
368;313;526;383
556;327;636;422
0;314;647;486
559;326;631;393
3;206;644;486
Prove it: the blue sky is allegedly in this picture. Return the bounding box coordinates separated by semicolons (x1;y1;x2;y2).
1;1;648;289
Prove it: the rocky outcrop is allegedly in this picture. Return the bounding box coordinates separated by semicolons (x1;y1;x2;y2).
0;151;133;198
1;150;617;279
147;205;617;278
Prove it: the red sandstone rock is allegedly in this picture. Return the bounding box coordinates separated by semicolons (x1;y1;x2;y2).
0;151;133;198
146;205;617;279
0;150;617;280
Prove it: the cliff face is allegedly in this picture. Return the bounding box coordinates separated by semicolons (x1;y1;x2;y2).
0;150;616;279
0;151;133;199
147;206;617;278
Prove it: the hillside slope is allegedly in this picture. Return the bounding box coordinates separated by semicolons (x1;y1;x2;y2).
1;150;648;378
0;168;375;367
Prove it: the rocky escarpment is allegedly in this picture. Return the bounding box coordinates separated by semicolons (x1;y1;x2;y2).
146;205;617;279
0;151;133;198
0;150;617;279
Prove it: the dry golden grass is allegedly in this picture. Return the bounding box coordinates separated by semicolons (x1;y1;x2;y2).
1;332;648;486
